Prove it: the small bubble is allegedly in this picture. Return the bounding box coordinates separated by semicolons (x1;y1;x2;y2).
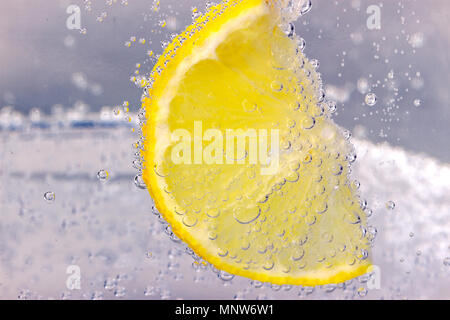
44;191;55;203
97;169;109;181
300;0;312;15
310;59;319;69
270;283;281;291
182;215;198;227
413;99;421;107
357;78;369;94
358;249;369;260
217;248;228;257
331;163;343;176
301;116;316;130
343;129;351;140
271;81;284;92
104;278;116;290
144;286;156;296
388;70;394;79
91;291;103;300
346;152;357;163
281;22;295;37
114;287;126;298
160;289;171;299
365;93;377;106
218;271;235;282
296;37;306;52
263;260;275;270
251;280;263;288
327;100;337;113
233;206;260;224
386;200;395;210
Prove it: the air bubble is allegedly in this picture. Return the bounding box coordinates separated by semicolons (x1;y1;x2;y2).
217;248;228;257
357;78;369;94
44;191;55;203
357;287;368;297
242;99;257;112
114;287;126;298
301;116;316;130
218;271;235;282
310;59;319;69
331;163;343;176
208;231;218;240
251;280;263;288
233;206;261;224
282;22;295;38
182;215;198;227
97;169;108;181
386;200;395;210
263;260;275;270
327;100;337;113
300;0;312;15
365;93;377;106
134;174;147;189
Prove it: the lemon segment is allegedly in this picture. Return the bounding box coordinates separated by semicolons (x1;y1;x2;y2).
141;0;371;286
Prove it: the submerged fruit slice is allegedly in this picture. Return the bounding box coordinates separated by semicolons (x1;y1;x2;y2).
141;0;371;286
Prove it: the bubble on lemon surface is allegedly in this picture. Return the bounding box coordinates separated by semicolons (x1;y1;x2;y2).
444;257;450;267
357;78;369;94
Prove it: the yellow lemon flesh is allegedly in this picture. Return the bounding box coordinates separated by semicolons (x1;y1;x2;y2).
141;0;371;286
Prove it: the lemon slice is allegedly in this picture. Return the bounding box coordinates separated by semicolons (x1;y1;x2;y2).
141;0;372;286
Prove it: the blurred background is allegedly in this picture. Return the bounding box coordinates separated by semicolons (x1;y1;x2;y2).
0;0;449;299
